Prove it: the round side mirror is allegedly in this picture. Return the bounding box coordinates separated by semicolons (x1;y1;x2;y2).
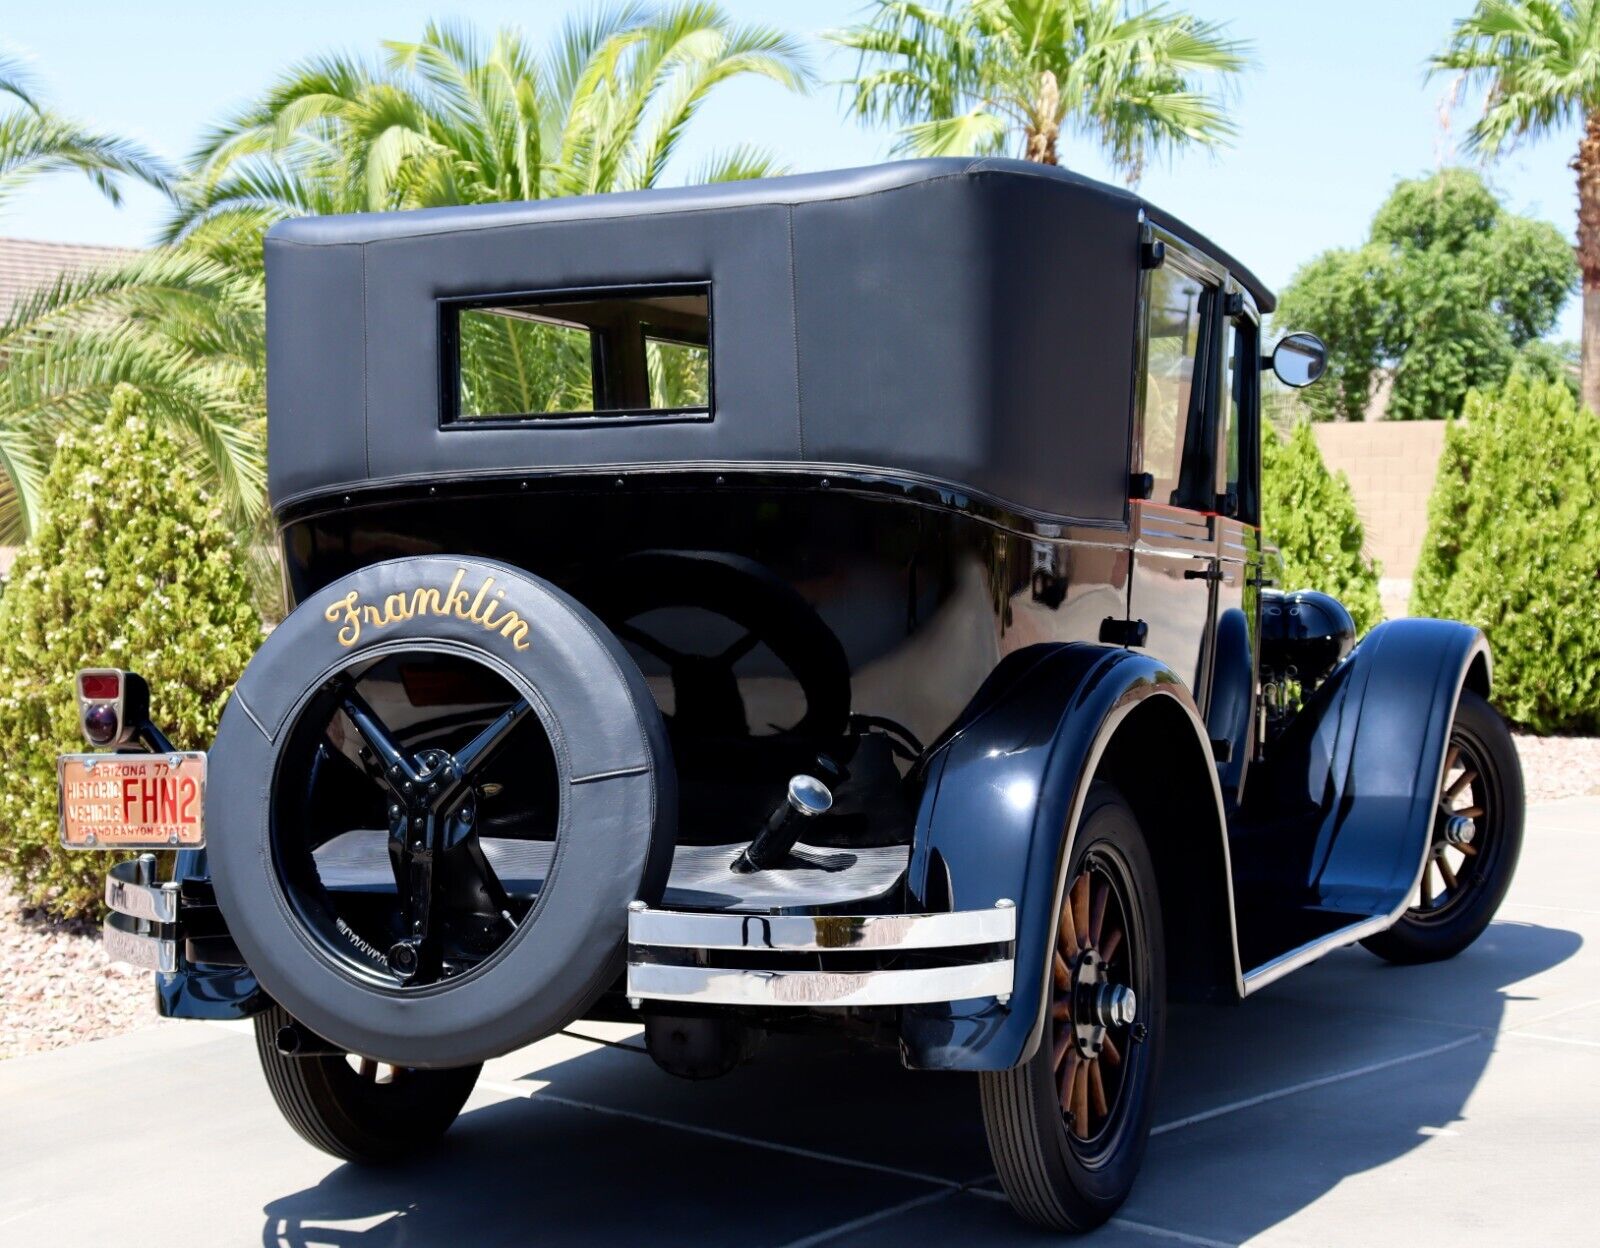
1270;332;1327;388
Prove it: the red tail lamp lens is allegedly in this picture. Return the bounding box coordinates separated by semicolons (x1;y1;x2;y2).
80;672;121;701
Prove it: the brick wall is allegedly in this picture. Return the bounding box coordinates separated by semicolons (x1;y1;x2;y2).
1311;421;1448;618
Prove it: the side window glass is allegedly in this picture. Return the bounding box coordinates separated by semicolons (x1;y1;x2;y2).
1221;318;1258;522
1141;265;1211;506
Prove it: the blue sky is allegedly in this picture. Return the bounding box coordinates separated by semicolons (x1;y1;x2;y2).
2;1;1585;338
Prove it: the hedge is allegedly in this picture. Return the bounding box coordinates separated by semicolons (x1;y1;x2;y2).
1260;421;1383;635
0;386;261;917
1412;372;1600;733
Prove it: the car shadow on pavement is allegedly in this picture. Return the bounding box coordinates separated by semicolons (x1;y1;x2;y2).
259;920;1581;1248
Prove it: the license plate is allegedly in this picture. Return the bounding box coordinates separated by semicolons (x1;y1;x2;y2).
58;753;206;849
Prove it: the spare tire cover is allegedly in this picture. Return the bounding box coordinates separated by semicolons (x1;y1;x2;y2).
207;555;674;1066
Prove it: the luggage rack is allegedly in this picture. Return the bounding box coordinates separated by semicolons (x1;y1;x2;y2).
625;899;1017;1008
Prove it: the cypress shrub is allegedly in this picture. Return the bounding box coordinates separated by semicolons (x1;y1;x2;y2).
0;386;261;917
1412;372;1600;733
1260;421;1383;635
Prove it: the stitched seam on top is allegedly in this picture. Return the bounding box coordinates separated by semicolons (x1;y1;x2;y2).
361;244;371;478
788;205;804;458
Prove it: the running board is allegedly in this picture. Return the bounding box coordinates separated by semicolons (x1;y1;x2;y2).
1240;913;1393;995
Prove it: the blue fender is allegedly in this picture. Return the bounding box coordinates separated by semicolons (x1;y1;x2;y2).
899;643;1234;1072
1240;618;1489;930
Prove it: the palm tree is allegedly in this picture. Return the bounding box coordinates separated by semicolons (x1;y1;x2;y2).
167;6;812;246
1434;1;1600;414
831;0;1250;183
0;56;244;542
0;54;170;214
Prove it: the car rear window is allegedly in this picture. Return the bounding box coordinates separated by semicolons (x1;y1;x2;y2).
446;285;710;423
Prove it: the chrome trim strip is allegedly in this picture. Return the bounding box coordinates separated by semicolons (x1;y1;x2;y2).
628;904;1015;952
102;911;177;974
105;859;179;924
626;959;1015;1007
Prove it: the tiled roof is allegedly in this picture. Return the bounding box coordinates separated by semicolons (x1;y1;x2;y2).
0;237;140;321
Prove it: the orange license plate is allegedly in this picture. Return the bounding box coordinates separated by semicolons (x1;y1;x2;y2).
57;753;206;849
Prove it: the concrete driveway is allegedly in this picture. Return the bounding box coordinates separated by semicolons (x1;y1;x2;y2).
3;798;1598;1246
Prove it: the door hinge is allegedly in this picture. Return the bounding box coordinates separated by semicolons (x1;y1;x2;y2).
1099;618;1148;648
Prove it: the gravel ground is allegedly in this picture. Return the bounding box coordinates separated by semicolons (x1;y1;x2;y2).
4;734;1597;1061
0;883;164;1060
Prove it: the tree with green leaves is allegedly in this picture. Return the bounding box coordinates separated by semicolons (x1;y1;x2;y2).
0;56;251;546
0;386;261;917
1260;421;1382;635
831;0;1249;180
1413;371;1600;732
2;7;810;560
1274;169;1575;421
1434;0;1600;415
168;7;812;249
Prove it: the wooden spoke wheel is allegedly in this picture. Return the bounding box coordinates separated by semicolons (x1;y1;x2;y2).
1051;858;1141;1144
1410;734;1492;922
980;783;1165;1232
1363;689;1524;966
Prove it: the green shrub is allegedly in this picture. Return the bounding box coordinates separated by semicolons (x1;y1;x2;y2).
1412;372;1600;733
0;386;261;917
1260;421;1383;635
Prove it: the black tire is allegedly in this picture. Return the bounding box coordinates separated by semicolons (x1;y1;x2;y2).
980;782;1166;1232
253;1005;481;1164
1362;689;1524;965
208;555;675;1067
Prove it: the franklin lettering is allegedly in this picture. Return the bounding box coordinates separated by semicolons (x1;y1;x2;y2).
324;569;532;650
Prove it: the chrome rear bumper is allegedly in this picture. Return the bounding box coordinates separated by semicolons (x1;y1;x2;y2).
626;900;1016;1008
101;855;178;973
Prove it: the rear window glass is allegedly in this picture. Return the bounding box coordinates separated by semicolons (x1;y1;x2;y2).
449;286;710;422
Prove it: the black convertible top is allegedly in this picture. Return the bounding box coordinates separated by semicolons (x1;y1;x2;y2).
266;157;1274;522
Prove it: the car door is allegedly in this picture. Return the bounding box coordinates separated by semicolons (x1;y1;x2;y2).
1126;234;1223;708
1207;294;1264;804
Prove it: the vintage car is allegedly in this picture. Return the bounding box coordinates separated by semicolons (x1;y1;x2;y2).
61;158;1523;1232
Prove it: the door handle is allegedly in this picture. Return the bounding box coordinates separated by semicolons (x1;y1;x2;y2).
1184;565;1224;583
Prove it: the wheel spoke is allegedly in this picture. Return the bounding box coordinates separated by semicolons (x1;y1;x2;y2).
1100;922;1123;965
450;699;531;786
1444;768;1476;802
356;1057;376;1080
1088;1059;1109;1120
1060;887;1079;955
1059;1050;1080;1114
612;621;687;666
1420;859;1435;907
340;691;418;790
1070;1056;1090;1139
1101;1033;1122;1067
1051;999;1072;1022
1458;806;1483;819
1052;1028;1071;1072
1437;855;1459;892
716;631;761;665
1071;872;1091;949
1053;950;1071;990
1089;877;1109;947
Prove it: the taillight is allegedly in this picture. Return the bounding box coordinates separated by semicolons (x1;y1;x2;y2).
79;671;121;702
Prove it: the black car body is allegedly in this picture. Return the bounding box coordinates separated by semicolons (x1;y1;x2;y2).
79;158;1523;1231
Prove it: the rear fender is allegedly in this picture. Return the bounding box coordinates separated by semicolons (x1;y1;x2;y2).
899;643;1236;1071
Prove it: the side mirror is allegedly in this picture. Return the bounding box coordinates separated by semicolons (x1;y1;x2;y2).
1267;332;1327;388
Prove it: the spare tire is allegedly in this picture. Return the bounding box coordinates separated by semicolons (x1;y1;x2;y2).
207;556;674;1067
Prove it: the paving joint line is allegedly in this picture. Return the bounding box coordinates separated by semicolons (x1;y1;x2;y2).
1151;1033;1484;1135
475;1079;973;1191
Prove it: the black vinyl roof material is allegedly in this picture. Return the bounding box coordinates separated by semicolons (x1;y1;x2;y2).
266;158;1274;521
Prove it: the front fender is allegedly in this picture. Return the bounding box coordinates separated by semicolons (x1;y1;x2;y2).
899;643;1229;1071
1242;618;1489;925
